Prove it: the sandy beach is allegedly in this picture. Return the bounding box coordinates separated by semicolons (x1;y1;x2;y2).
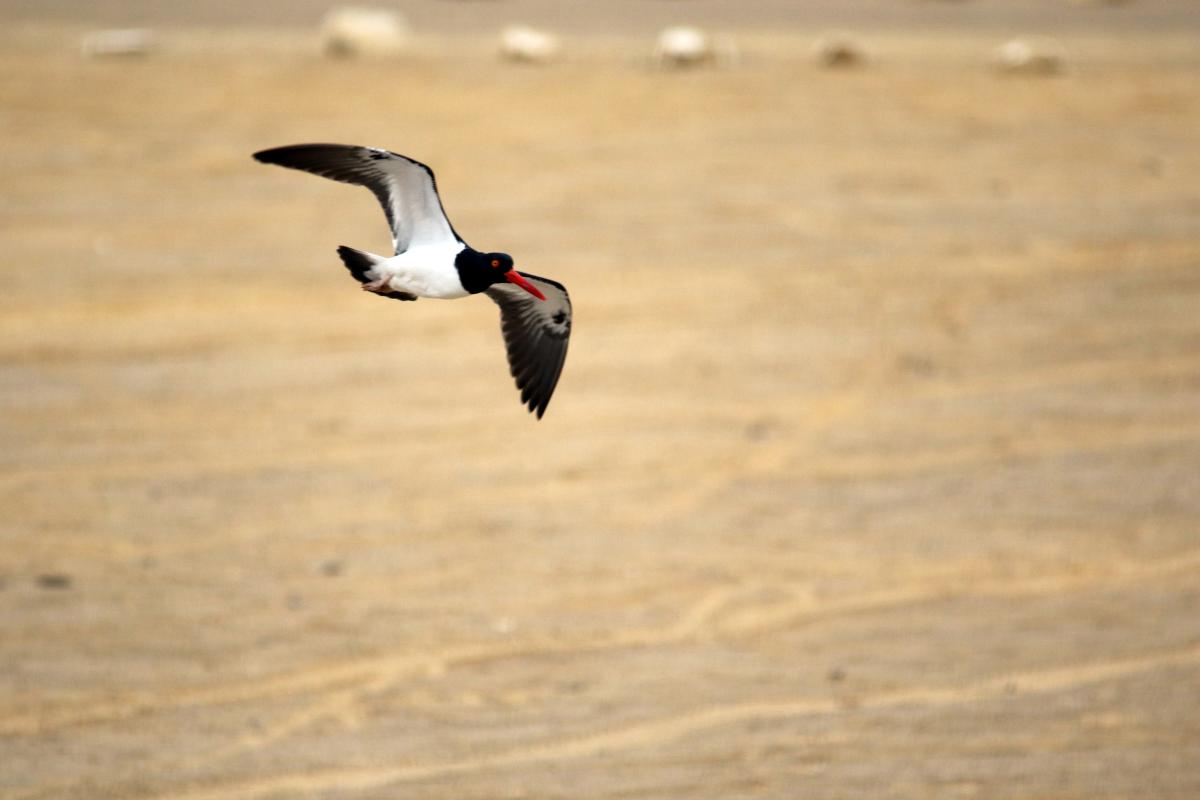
1;3;1199;797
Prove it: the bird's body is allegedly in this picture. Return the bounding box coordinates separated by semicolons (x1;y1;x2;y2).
366;241;473;299
254;143;571;417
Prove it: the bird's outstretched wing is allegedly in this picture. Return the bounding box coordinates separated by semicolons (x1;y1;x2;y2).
485;274;571;418
253;143;463;254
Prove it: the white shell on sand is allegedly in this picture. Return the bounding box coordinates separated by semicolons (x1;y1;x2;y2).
81;28;156;58
499;25;562;64
653;26;714;68
994;37;1068;76
651;26;739;70
320;6;411;58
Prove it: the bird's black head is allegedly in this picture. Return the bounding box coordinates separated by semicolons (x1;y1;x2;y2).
455;249;544;300
486;252;514;273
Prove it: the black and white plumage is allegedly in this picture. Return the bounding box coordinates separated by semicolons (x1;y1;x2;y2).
253;143;572;418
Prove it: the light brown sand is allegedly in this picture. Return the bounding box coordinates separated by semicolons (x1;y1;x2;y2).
1;15;1199;800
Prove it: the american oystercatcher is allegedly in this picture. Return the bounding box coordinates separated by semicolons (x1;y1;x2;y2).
253;143;572;418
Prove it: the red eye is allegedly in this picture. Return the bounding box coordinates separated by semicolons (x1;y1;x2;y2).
491;259;501;268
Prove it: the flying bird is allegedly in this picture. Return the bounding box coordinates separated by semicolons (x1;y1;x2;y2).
253;143;571;418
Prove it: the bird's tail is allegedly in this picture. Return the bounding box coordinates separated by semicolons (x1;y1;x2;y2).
336;245;387;284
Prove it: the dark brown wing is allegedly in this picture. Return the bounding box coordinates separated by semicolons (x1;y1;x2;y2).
485;274;571;418
253;143;464;253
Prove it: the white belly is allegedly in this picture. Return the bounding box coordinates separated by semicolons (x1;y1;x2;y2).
380;244;468;299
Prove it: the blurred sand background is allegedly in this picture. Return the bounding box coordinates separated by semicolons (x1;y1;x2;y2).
2;1;1199;798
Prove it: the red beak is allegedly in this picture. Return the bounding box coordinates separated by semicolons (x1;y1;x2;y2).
504;270;546;301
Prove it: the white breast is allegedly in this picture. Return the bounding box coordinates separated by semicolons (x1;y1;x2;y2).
381;243;469;299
